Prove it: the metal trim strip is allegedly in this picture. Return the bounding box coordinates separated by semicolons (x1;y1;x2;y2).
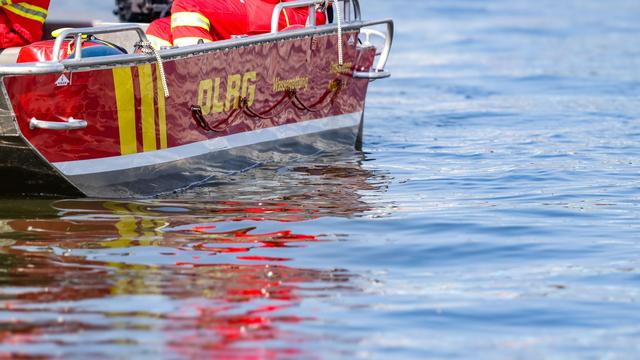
52;112;362;176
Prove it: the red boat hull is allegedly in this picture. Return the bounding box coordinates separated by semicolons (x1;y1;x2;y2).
1;28;378;197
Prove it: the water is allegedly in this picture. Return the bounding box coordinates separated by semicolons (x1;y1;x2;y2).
3;0;640;358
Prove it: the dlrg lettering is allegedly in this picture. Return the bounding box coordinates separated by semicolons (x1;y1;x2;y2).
197;71;257;115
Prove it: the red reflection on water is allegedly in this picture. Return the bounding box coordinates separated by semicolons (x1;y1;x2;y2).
0;163;379;357
168;301;310;360
237;256;292;262
161;264;325;359
191;225;217;232
0;199;353;358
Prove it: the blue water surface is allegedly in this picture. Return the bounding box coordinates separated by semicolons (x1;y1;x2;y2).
2;0;640;358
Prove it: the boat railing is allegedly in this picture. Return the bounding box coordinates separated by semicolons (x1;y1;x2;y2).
0;16;392;78
270;0;361;34
0;23;149;76
354;19;393;80
51;24;149;61
269;0;391;79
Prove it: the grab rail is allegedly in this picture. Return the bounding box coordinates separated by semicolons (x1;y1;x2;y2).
353;19;393;80
0;19;392;76
351;0;361;21
29;117;87;131
51;24;148;61
270;0;361;33
271;0;324;33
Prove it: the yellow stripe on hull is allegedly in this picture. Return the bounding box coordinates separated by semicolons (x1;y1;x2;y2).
112;67;137;155
138;64;157;152
156;64;168;149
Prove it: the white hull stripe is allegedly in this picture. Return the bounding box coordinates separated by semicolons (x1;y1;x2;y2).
53;112;362;176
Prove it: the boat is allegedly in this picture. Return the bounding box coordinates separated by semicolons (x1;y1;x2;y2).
0;0;393;198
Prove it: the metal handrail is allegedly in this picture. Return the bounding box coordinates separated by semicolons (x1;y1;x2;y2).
0;62;65;75
351;0;361;21
51;24;148;61
374;20;393;72
353;19;393;80
0;19;393;76
271;0;325;33
270;0;361;33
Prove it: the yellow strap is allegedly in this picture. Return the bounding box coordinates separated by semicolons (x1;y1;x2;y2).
171;12;210;30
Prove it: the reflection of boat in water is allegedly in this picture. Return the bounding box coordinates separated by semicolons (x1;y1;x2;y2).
0;160;386;357
2;155;387;247
0;0;393;198
0;247;353;357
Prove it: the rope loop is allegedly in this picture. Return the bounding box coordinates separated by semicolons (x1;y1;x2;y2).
333;0;343;65
136;40;170;98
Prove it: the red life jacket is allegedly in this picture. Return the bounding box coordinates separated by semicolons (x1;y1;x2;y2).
166;0;330;47
247;0;328;35
0;0;50;48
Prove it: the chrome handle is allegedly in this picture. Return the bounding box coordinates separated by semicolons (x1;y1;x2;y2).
29;117;87;130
